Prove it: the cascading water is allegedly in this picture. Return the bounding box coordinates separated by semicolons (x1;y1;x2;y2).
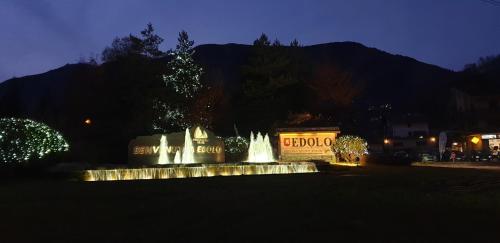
174;150;181;164
158;135;169;164
194;126;208;139
247;131;275;163
181;128;196;164
84;162;318;181
248;131;255;162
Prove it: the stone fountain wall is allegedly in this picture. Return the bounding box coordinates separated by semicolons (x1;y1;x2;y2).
128;127;224;165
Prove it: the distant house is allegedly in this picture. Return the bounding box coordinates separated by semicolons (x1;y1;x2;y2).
382;114;436;153
388;114;429;138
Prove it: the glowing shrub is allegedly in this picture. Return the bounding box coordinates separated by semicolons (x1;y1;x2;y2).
331;135;368;163
223;136;249;162
0;118;69;163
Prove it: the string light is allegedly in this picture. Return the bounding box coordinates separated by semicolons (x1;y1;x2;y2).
223;136;249;154
153;31;203;132
162;32;203;98
0;118;69;163
331;135;368;164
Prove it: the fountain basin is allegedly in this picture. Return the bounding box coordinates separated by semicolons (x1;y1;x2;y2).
83;162;318;181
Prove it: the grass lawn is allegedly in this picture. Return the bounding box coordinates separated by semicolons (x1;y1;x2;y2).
1;165;500;242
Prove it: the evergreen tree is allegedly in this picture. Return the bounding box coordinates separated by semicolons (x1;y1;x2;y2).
162;30;203;98
101;23;164;62
290;38;300;47
240;33;307;130
272;38;282;47
253;33;271;46
140;23;164;58
101;35;143;62
242;34;301;99
153;31;204;132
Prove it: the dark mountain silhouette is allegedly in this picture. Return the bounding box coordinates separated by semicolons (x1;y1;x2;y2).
0;42;457;162
196;42;455;110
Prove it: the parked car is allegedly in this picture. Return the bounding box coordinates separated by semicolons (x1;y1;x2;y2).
419;153;437;162
454;152;468;161
393;150;409;159
471;150;493;162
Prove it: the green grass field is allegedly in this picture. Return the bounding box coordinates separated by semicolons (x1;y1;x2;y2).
2;165;500;242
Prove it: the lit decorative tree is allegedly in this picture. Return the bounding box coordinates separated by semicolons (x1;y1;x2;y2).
162;30;203;98
331;135;368;163
152;102;189;131
153;31;204;132
0;118;69;163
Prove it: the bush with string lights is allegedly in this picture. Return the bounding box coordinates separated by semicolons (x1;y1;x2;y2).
0;118;69;163
331;135;368;164
223;136;249;162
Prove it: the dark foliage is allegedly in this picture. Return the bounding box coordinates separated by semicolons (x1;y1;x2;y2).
1;39;467;163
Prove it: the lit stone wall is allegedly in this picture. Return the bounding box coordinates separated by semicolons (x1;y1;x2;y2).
84;162;318;181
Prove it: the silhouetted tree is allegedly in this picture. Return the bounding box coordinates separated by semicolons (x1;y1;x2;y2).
239;33;308;130
101;35;143;62
187;80;225;129
101;23;164;62
290;38;300;47
253;33;271;46
272;38;282;47
242;34;305;99
140;22;164;58
308;65;362;107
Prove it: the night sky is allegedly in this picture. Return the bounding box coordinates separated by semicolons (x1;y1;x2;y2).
1;0;499;82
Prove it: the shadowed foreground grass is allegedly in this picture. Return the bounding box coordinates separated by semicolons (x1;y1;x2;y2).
1;165;500;242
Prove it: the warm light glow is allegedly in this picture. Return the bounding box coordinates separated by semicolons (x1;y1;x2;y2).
471;136;480;144
481;134;497;139
247;131;275;163
83;163;318;181
158;135;169;164
279;132;336;160
331;161;359;167
384;139;390;144
452;142;458;146
84;118;92;125
430;137;436;142
181;128;196;164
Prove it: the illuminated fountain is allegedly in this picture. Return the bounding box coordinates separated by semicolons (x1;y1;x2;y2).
194;126;208;139
174;150;181;164
157;128;196;165
84;127;318;181
157;135;169;164
84;163;318;181
181;128;196;164
247;131;275;163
